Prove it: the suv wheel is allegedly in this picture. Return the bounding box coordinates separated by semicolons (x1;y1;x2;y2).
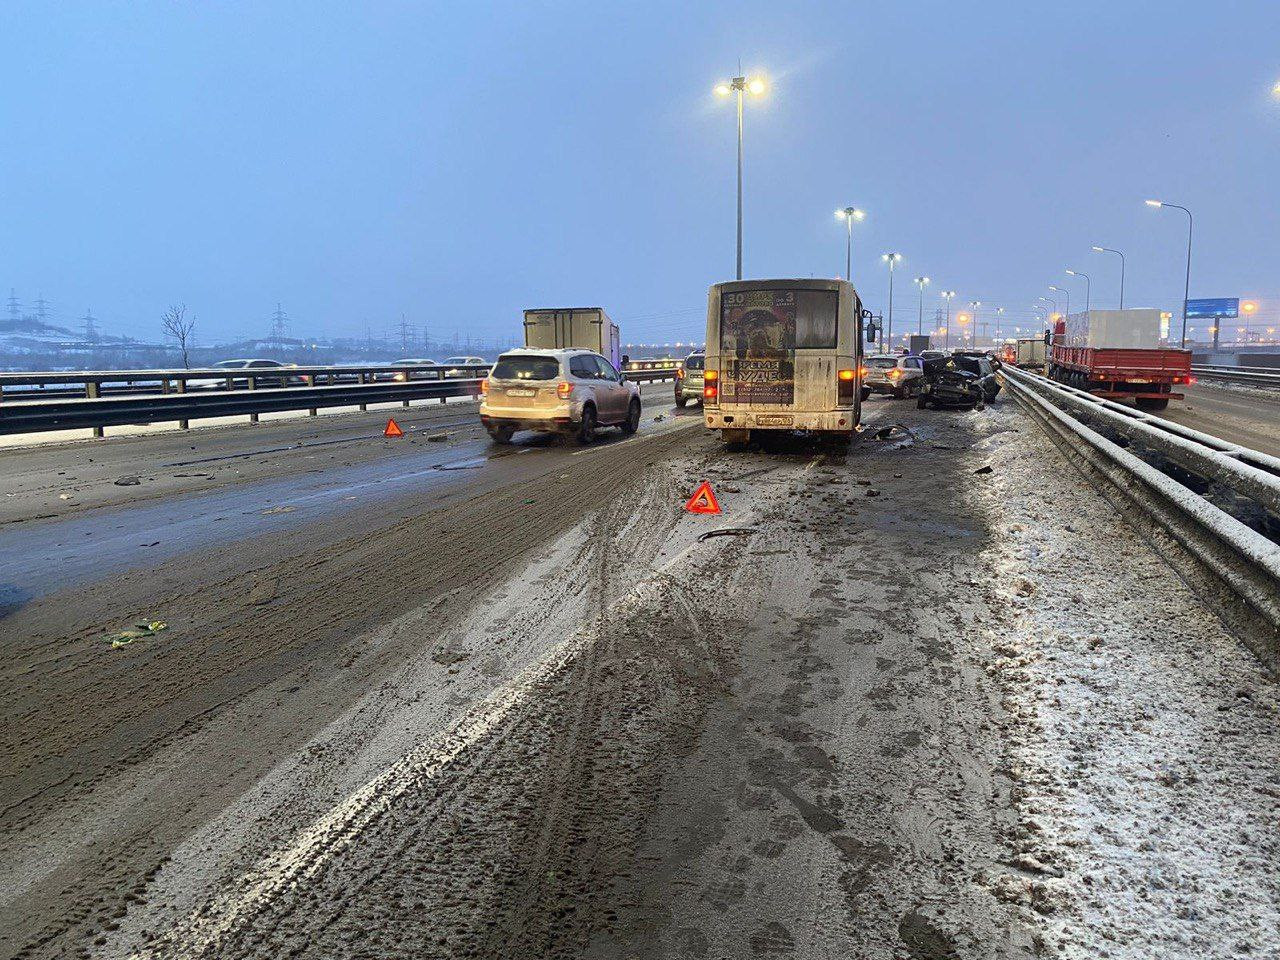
487;424;515;444
621;399;641;435
675;395;688;408
577;403;597;444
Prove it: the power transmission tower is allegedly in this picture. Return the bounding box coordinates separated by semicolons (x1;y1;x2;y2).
83;310;98;341
6;289;19;323
397;314;415;354
269;303;289;354
34;295;50;323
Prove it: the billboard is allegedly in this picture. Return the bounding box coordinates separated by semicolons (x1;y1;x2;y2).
1185;297;1239;320
719;289;796;405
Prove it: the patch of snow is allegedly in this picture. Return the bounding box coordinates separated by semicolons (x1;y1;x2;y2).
970;404;1280;959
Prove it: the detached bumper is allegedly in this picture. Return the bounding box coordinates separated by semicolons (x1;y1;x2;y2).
704;409;855;432
676;382;704;400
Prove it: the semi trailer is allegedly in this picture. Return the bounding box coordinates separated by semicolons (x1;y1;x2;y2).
1048;309;1192;410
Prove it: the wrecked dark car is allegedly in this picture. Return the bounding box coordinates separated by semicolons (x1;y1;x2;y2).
918;353;1000;410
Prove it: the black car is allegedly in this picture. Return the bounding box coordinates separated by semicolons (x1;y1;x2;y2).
918;353;1000;409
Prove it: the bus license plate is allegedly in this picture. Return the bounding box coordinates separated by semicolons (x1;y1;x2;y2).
755;414;793;426
507;388;536;397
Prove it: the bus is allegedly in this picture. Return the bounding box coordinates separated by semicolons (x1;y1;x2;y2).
702;278;868;445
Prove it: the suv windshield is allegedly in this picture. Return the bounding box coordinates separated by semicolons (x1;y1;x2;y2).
684;355;705;371
491;355;560;380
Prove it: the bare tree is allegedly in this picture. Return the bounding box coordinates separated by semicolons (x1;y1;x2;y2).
161;304;197;368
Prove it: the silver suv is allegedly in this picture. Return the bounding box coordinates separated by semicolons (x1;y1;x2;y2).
480;348;641;444
862;354;926;399
675;352;705;407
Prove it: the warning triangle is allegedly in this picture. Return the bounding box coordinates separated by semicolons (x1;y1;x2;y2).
384;418;405;438
684;481;721;515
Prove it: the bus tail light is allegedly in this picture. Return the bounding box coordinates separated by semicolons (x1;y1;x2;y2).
556;381;573;399
838;369;856;404
703;384;718;402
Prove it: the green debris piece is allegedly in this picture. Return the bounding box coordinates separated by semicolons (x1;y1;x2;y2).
105;619;168;648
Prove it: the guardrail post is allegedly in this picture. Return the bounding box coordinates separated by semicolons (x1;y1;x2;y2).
438;370;446;404
87;382;104;437
307;374;317;416
162;378;171;395
358;372;367;411
248;376;259;423
176;378;189;429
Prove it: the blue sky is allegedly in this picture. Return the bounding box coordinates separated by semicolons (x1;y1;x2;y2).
2;1;1279;345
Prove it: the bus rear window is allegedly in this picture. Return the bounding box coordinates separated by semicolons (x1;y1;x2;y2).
491;355;559;380
719;289;838;352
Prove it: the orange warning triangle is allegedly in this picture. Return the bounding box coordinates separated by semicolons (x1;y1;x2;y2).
684;481;721;515
384;418;404;438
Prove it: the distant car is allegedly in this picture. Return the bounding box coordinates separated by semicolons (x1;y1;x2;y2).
675;352;705;407
387;358;439;382
188;358;298;390
918;354;999;409
862;354;925;399
480;348;641;444
919;349;948;361
440;355;489;378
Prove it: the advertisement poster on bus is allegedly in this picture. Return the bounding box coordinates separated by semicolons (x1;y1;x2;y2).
720;289;796;404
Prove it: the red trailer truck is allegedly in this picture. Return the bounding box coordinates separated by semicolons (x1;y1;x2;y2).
1049;309;1192;411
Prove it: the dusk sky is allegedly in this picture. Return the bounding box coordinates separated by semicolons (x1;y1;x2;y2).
3;1;1279;346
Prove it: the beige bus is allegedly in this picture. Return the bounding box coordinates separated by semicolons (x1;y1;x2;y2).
702;278;867;444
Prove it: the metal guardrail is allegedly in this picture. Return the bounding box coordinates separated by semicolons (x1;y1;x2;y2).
0;365;680;438
1000;365;1280;667
0;363;495;401
1191;364;1280;387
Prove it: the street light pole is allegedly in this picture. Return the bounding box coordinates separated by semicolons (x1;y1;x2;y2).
913;276;930;336
1065;269;1091;314
1049;285;1070;319
1091;246;1126;309
715;74;766;280
941;291;956;349
967;301;981;347
882;253;903;349
835;207;865;281
1145;199;1193;348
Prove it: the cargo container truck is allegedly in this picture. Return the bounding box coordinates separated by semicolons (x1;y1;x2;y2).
1015;337;1047;369
523;308;621;368
1048;309;1192;410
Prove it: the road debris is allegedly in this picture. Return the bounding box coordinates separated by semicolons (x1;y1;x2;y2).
973;465;993;475
696;526;757;541
114;476;142;486
103;619;167;649
426;433;449;443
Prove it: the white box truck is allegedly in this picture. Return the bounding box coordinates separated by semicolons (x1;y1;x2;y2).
1015;337;1047;368
523;307;621;368
1063;309;1163;349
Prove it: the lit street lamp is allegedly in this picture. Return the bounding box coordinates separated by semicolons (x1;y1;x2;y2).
940;290;956;348
1049;285;1070;319
714;73;767;280
881;253;903;348
834;207;866;282
967;300;981;345
1091;245;1126;309
1065;269;1091;314
1145;199;1193;348
913;276;931;335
